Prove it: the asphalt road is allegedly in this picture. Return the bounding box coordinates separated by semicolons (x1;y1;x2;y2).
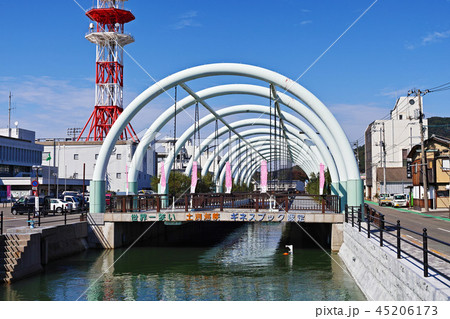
366;203;450;258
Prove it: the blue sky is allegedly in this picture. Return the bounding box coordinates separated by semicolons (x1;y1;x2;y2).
0;0;449;144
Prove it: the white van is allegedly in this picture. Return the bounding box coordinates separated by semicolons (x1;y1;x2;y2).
392;194;407;207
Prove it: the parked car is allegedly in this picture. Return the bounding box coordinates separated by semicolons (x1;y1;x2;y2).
49;199;73;214
392;194;408;208
63;195;80;211
378;193;393;206
11;196;44;215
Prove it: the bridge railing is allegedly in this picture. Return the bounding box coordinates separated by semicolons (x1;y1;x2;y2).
345;204;450;281
106;192;340;214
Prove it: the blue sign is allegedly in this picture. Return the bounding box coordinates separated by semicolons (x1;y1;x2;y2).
31;180;39;187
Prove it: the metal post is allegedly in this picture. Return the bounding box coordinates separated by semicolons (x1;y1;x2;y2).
38;211;41;227
351;206;354;227
367;209;371;238
345;204;348;223
321;196;325;214
156;195;160;213
380;214;384;246
64;208;67;225
28;209;31;227
358;207;361;232
423;228;429;277
185;194;188;212
397;220;401;259
220;194;224;211
0;210;3;234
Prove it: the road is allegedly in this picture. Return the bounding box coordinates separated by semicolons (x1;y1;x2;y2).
366;203;450;258
0;206;84;232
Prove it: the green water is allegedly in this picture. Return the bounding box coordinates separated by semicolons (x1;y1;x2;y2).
0;224;365;301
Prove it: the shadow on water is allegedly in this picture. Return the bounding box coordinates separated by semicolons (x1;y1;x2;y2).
0;223;365;301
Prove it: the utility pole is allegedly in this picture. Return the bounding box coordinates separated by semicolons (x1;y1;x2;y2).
8;92;12;137
382;122;387;194
409;89;429;212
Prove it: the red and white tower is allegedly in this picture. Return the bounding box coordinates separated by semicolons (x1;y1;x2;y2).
78;0;138;142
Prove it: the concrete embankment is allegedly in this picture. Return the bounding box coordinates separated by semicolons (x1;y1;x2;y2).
339;223;450;301
0;222;88;283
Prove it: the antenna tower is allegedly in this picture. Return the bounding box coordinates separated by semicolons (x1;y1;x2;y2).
78;0;138;142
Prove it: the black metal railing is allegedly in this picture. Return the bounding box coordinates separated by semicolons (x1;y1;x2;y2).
345;204;450;281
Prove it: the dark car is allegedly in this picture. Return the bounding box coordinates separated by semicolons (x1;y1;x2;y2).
11;196;50;216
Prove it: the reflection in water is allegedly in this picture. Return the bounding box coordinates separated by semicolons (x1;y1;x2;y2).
0;224;365;301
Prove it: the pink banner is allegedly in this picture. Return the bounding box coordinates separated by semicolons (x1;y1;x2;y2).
225;161;232;193
319;163;325;195
160;162;166;193
260;160;267;193
6;185;11;200
191;161;198;193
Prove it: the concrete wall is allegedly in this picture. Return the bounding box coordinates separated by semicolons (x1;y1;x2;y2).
2;222;89;283
339;223;450;301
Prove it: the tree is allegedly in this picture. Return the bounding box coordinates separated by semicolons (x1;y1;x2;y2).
305;169;332;195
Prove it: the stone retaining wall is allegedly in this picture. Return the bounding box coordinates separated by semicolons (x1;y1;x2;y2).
339;223;450;301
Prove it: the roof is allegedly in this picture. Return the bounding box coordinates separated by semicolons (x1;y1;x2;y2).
376;167;411;183
407;134;450;159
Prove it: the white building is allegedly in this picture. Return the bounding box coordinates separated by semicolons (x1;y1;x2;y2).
365;96;428;199
37;140;156;194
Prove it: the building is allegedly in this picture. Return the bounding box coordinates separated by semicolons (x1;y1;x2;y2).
365;96;428;199
36;139;156;194
0;128;43;199
407;135;450;210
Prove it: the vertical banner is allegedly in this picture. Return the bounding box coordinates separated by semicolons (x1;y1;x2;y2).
160;162;166;193
191;161;198;193
6;185;11;201
225;161;232;193
319;163;325;195
260;160;267;193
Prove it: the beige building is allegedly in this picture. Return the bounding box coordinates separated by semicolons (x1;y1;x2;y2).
408;135;449;210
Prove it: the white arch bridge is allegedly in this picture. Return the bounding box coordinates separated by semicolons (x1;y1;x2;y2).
90;63;363;213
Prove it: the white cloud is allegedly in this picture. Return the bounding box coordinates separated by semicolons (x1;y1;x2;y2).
0;76;94;137
172;10;201;30
406;30;450;49
329;103;389;141
300;20;312;25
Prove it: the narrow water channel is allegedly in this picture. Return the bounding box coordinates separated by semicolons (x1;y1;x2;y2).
0;224;365;301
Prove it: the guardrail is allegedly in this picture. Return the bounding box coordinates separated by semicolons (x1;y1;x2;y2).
345;204;450;281
1;208;87;234
106;192;340;214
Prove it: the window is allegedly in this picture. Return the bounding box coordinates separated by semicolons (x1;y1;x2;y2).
116;173;121;179
443;159;450;171
399;115;403;120
95;154;98;160
74;154;79;160
116;153;121;160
